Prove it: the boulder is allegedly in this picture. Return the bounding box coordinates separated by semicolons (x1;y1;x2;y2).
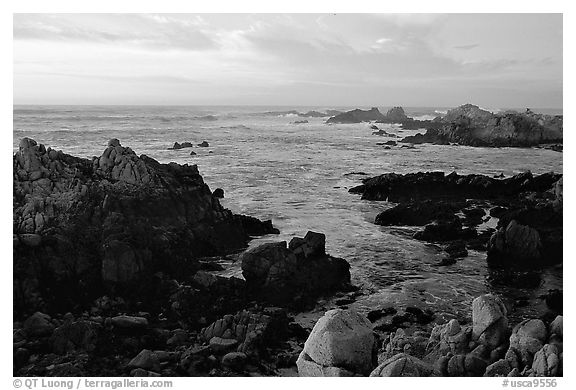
549;316;563;338
23;312;55;337
209;337;238;354
472;294;509;348
484;359;513;377
198;141;209;147
222;352;247;369
296;351;356;376
531;344;560;377
51;320;100;354
127;349;161;372
212;188;224;198
299;309;374;376
370;353;432;377
508;319;548;367
487;220;542;264
110;315;149;329
240;234;350;305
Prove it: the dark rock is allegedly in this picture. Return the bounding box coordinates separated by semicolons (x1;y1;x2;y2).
293;120;309;124
51;320;101;354
367;307;397;322
198;141;209;147
23;312;55;337
326;107;386;124
375;200;464;226
240;233;351;306
414;217;463;242
445;241;468;258
212;188;224;198
169;142;194;150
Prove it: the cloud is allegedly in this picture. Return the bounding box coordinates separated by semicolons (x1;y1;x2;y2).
13;14;216;51
454;43;480;50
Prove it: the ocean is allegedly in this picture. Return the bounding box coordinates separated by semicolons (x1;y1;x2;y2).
13;105;563;324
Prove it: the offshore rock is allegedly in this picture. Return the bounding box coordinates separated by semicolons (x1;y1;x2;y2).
326;107;386;123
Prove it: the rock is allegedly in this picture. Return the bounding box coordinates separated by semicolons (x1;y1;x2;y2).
326;107;386;124
549;316;563;337
198;141;209;147
400;104;562;147
370;353;433;377
384;107;409;122
127;349;161;372
169;141;193;150
300;309;374;375
484;359;513;377
531;344;560;377
222;352;247;369
108;139;121;147
212;188;224;198
23;312;55;337
508;319;548;367
190;151;196;156
51;320;100;354
413;217;463;242
472;294;509;348
18;233;42;247
296;351;356;377
209;337;238;354
293;120;309;124
240;235;350;306
445;241;468;258
487;220;542;264
110;315;149;329
130;368;161;377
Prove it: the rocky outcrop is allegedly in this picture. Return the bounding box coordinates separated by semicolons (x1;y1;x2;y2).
240;231;351;306
13;138;278;316
297;309;375;376
326;107;386;124
472;294;509;348
370;353;433;377
401;104;563;147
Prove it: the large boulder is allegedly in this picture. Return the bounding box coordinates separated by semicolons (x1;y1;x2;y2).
297;309;375;376
240;232;351;306
370;353;433;377
487;220;543;265
472;294;509;348
531;344;560;377
384;107;409;123
508;319;547;367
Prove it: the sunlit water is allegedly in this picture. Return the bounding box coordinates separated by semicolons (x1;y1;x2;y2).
13;105;563;325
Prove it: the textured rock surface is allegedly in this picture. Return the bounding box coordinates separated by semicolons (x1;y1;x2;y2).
299;309;374;376
370;353;433;377
401;104;562;147
240;232;351;306
472;294;509;348
13;138;277;315
326;107;386;123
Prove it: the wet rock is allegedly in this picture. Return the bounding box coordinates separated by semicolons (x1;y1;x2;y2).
198;141;209;147
445;241;468;258
414;217;463;242
326;107;386;124
23;312;55;337
472;294;509;348
299;309;374;376
370;353;433;377
240;234;351;306
487;220;542;264
367;307;397;322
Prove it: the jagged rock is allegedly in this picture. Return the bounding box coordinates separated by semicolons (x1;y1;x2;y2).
127;349;161;372
384;107;409;122
240;233;350;305
326;107;386;124
23;312;55;337
13;138;277;316
531;344;560;376
401;104;562;147
370;353;433;377
198;141;209;147
472;294;509;348
299;309;374;376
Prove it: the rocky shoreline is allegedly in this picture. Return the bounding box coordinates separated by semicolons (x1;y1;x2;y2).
13;138;562;377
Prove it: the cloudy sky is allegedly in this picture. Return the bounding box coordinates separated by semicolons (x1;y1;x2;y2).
13;13;562;108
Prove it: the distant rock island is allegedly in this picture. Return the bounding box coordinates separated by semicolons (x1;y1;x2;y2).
325;104;562;148
402;104;563;147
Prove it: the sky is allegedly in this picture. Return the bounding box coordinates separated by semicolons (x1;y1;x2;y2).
13;13;563;108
